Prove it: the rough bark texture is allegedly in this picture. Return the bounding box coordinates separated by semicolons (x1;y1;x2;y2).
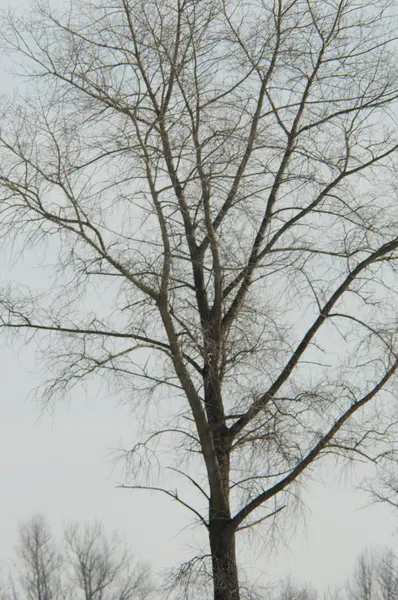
210;514;240;600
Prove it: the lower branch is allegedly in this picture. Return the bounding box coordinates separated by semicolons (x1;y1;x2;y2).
117;484;209;528
229;358;398;531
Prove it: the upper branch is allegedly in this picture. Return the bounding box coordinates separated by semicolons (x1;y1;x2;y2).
230;236;398;439
197;0;283;252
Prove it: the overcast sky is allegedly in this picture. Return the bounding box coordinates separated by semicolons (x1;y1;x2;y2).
1;343;397;592
0;0;397;595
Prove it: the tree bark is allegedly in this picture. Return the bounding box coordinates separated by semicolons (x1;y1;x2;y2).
209;513;240;600
208;442;240;600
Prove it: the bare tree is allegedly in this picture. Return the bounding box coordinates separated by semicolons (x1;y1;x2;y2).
348;553;375;600
1;0;398;598
342;549;398;600
17;515;63;600
278;578;318;600
9;516;152;600
0;574;19;600
64;521;151;600
377;551;398;600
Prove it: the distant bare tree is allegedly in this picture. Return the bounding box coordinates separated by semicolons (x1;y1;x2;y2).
64;521;151;600
344;549;398;600
1;0;398;598
0;577;19;600
8;516;152;600
278;578;317;600
17;515;64;600
377;551;398;600
348;553;375;600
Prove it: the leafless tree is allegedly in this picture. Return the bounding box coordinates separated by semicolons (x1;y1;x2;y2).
7;516;152;600
278;578;317;600
17;515;64;600
348;553;375;600
377;551;398;600
1;0;398;598
64;521;151;600
0;575;19;600
341;549;398;600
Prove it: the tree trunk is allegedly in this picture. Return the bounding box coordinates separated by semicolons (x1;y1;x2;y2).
209;511;240;600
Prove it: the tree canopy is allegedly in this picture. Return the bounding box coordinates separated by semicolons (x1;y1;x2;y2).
1;1;398;598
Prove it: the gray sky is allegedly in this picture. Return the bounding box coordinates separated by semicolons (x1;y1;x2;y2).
0;0;397;594
1;348;396;592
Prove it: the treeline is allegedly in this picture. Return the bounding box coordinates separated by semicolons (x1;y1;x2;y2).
0;515;152;600
275;551;398;600
1;514;397;600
